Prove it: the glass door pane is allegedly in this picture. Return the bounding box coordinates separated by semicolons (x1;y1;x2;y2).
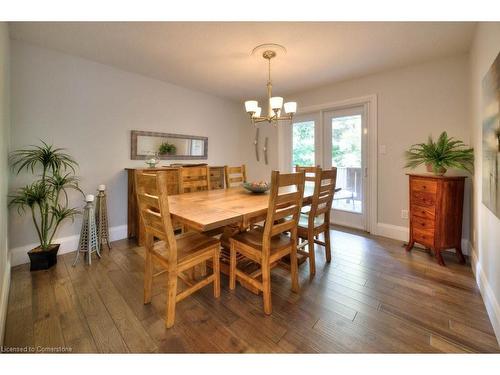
331;114;363;213
292;120;316;195
292;120;315;167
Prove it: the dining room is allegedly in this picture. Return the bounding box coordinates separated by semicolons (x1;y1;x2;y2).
1;3;500;372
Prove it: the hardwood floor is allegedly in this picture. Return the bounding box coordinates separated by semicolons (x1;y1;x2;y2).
4;227;499;353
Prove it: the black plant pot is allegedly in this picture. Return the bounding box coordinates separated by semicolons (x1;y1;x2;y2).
28;244;60;271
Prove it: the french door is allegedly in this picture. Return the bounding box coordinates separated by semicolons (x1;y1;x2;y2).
323;106;367;230
288;105;368;231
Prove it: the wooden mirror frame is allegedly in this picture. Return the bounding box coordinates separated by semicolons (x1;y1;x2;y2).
130;130;208;160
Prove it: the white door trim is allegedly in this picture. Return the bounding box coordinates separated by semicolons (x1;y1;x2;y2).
278;94;378;233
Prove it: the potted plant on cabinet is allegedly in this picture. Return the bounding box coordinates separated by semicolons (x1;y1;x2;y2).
9;141;83;271
404;131;474;175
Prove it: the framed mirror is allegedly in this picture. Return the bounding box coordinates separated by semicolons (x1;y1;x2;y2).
131;130;208;160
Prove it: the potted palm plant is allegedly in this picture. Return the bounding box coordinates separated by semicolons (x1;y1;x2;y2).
9;141;83;271
405;131;474;175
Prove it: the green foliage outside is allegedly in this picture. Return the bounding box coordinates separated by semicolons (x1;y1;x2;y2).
332;115;361;168
292;121;315;166
292;115;362;168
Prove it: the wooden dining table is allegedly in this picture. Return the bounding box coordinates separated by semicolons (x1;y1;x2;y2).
167;186;314;232
167;185;340;293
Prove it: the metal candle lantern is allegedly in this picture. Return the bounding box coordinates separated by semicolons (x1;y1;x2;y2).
73;194;101;266
96;184;111;250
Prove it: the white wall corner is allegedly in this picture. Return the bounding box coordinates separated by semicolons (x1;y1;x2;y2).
0;253;11;346
9;224;128;267
470;247;500;345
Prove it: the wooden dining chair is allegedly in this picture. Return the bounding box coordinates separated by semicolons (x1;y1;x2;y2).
135;171;220;328
297;167;337;276
229;170;305;315
179;165;211;193
295;165;318;182
295;165;320;214
224;164;247;188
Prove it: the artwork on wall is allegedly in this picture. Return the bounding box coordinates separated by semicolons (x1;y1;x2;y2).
254;128;260;162
482;51;500;219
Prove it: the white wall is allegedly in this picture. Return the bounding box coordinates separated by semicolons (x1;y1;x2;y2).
469;22;500;343
9;40;247;265
242;54;472;240
0;22;11;345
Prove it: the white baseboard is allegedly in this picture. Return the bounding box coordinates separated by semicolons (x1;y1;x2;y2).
0;253;11;346
471;248;500;345
374;222;409;242
373;222;470;255
9;224;128;267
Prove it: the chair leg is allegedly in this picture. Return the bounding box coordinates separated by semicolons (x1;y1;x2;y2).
165;271;177;328
290;244;300;293
144;249;153;304
229;242;237;290
324;228;332;263
262;263;272;315
308;232;316;276
213;246;221;298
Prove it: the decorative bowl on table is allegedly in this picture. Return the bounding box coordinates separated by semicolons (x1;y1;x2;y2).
243;181;271;194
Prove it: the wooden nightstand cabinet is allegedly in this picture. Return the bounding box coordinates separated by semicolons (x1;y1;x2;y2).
406;174;467;266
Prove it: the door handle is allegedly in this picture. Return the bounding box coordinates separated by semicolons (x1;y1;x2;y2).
364;167;368;178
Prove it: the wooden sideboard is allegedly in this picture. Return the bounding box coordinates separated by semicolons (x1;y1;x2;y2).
405;173;466;266
126;165;225;245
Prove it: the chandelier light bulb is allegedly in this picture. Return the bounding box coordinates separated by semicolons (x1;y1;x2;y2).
270;96;284;110
284;101;297;114
245;100;258;114
253;107;262;118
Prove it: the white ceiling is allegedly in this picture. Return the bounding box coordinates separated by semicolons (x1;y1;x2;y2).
9;22;476;102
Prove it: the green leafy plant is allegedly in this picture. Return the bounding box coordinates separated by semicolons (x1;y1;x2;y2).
158;142;176;155
9;141;83;251
404;131;474;175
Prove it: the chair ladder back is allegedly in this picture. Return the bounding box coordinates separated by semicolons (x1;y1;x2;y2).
295;165;319;182
224;164;247;188
310;167;338;224
263;171;305;250
135;171;177;263
179;165;211;193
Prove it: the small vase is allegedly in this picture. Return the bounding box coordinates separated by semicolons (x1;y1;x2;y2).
426;163;447;176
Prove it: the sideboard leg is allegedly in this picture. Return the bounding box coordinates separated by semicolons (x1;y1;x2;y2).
405;240;414;252
435;248;446;266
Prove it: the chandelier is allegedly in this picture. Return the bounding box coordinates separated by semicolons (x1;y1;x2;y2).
244;44;297;125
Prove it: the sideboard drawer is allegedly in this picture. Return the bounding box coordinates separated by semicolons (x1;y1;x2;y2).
411;191;436;207
412;227;435;246
411;204;436;220
411;215;435;231
410;178;437;194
